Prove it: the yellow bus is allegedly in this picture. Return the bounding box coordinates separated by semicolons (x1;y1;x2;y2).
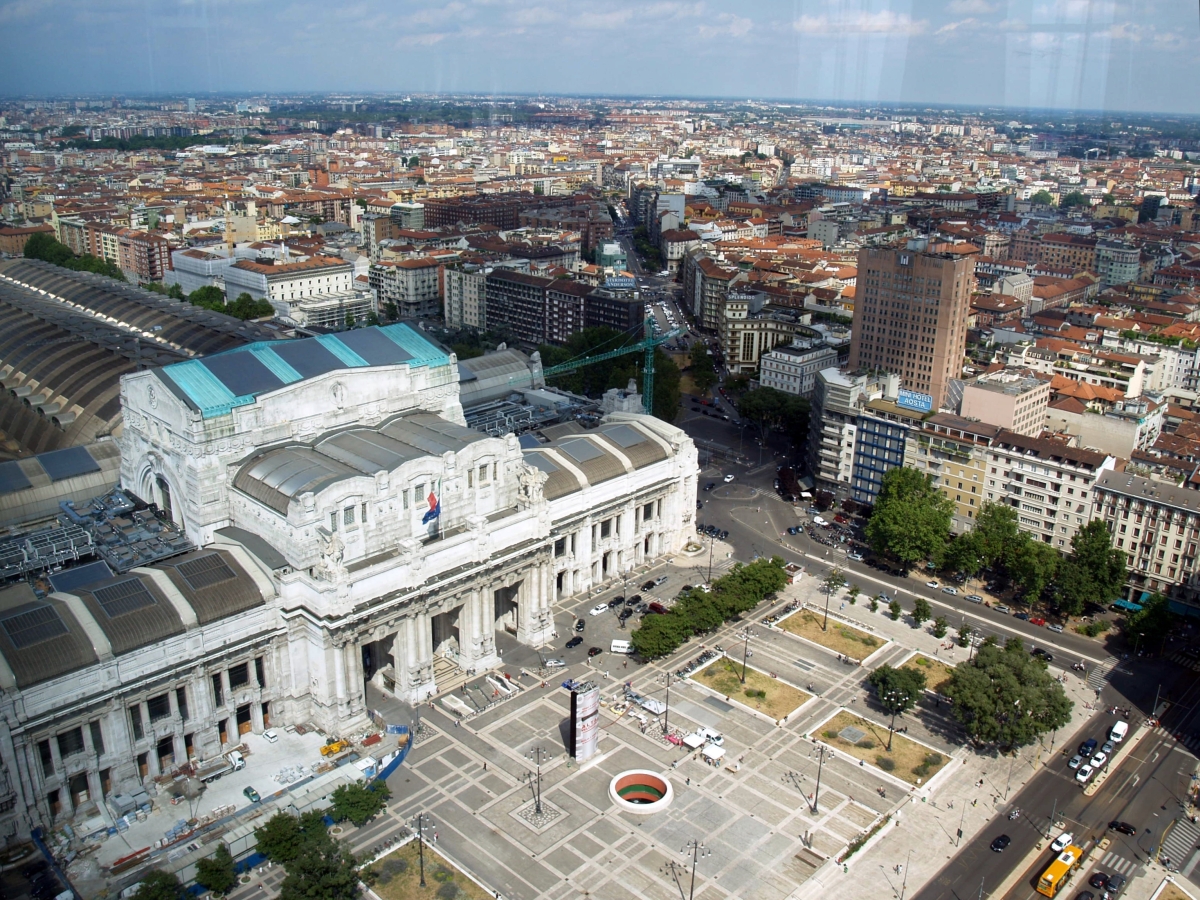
1037;845;1083;898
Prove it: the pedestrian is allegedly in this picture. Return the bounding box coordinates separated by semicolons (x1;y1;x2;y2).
623;660;628;669
483;762;487;771
686;777;691;786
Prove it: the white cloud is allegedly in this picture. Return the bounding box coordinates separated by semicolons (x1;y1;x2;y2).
945;0;995;14
793;9;927;35
697;11;752;39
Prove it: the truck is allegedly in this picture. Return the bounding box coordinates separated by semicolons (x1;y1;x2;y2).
194;750;245;784
320;740;348;757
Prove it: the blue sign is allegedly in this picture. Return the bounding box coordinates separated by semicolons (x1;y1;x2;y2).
897;389;934;413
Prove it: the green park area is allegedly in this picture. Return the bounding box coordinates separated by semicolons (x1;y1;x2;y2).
778;610;883;660
692;657;811;719
370;840;492;900
819;711;948;785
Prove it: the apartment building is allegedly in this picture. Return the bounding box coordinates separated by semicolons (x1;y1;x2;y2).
808;368;895;488
720;294;810;374
444;264;489;330
369;257;442;319
1093;471;1200;609
850;397;927;503
850;240;977;410
959;371;1051;436
485;270;554;344
984;432;1118;548
759;338;841;399
546;280;593;344
905;413;1000;533
225;255;354;305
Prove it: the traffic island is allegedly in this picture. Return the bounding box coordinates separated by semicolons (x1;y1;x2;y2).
369;840;494;900
692;657;812;720
816;710;949;785
777;609;886;661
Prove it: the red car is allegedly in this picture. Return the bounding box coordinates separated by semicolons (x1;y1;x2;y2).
1030;617;1047;627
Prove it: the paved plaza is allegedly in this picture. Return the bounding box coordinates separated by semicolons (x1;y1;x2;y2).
363;553;1106;900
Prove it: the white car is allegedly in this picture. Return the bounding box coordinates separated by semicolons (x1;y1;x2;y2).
543;658;566;669
926;580;940;589
262;729;279;744
1090;751;1108;768
723;474;735;483
1075;764;1094;784
589;603;608;616
1051;832;1074;852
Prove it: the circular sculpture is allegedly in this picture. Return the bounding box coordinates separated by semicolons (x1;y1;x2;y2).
609;770;674;813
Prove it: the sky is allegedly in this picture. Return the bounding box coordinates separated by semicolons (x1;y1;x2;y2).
0;0;1197;115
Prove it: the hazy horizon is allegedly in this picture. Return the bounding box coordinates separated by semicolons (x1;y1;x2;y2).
0;0;1196;116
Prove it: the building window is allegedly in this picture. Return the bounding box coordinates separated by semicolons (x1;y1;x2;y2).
57;727;85;759
90;720;105;755
600;519;612;539
344;506;355;526
554;537;566;557
176;689;189;723
329;512;338;532
229;662;250;690
212;673;224;707
38;740;54;777
255;657;266;688
130;705;145;741
147;694;171;722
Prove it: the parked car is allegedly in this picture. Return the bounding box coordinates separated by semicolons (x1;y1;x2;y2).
966;594;984;604
926;580;940;589
1047;624;1065;633
608;597;624;609
942;587;958;595
589;604;608;616
787;526;800;535
648;602;668;615
1090;873;1110;889
544;658;566;669
587;647;603;657
263;729;278;743
566;636;583;648
704;482;716;491
1013;612;1030;621
575;618;586;632
1030;616;1047;626
995;605;1011;614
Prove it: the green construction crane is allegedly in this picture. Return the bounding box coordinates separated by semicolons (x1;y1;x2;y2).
522;318;682;416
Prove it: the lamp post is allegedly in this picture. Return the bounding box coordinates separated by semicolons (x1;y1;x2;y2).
899;848;914;900
810;745;831;813
681;840;711;900
738;628;756;684
883;689;902;752
411;813;435;887
707;533;715;583
657;671;672;732
528;746;548;815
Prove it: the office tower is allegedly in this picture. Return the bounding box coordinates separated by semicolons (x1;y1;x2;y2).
849;240;977;410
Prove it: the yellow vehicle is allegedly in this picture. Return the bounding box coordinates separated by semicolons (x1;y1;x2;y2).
1037;845;1083;898
320;740;348;757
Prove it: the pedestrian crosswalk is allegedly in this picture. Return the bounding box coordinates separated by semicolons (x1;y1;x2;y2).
1168;650;1200;672
1097;851;1140;877
1087;656;1120;691
1149;726;1200;753
1158;816;1200;869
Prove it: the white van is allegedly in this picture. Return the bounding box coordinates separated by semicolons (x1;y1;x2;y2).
610;639;632;654
1109;721;1129;743
696;726;724;746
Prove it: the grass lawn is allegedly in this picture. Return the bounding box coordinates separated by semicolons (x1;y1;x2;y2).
1158;884;1197;900
692;657;811;720
901;655;954;695
778;610;884;661
369;840;492;900
817;710;949;785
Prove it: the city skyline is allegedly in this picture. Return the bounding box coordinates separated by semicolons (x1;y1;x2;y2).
0;0;1197;114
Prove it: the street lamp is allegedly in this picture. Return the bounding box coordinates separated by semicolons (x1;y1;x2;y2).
656;671;672;732
883;689;902;752
899;848;914;900
738;628;756;684
809;745;832;813
527;746;548;815
410;813;435;887
707;532;716;583
681;840;711;900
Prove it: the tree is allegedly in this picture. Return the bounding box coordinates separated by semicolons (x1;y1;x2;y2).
911;598;931;627
820;568;846;630
957;622;973;648
869;594;880;613
847;584;860;605
384;301;398;321
365;311;381;327
227;292;275;321
690;342;717;393
407;156;420;168
932;616;948;639
196;845;237;896
865;468;954;567
345;312;356;329
972;503;1024;570
1060;191;1090;208
737;387;809;449
329;781;390;827
255;810;333;865
1008;537;1060;603
888;598;902;621
943;532;985;576
1030;190;1055;206
132;871;185;900
868;664;927;715
943;637;1073;749
167;283;185;300
188;285;226;312
1125;592;1173;651
1056;520;1127;616
1102;193;1117;205
278;843;361;900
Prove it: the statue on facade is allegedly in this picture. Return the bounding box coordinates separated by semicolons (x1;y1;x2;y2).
317;527;345;580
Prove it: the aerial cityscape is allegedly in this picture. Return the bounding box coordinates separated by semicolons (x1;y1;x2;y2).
1;4;1200;900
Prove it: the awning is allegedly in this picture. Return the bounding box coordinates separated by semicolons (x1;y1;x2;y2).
701;745;726;760
1112;600;1144;611
683;733;705;750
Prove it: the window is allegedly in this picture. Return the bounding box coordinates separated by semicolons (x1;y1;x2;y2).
57;727;85;758
361;503;368;523
329;511;338;532
38;739;54;776
212;673;224;707
344;506;355;526
147;694;171;722
600;519;612;539
255;657;266;688
554;537;566;557
130;705;145;741
480;464;489;484
90;720;105;755
468;468;473;488
229;662;250;689
402;490;409;510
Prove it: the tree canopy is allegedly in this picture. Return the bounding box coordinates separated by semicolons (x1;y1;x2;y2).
736;387;810;449
1030;190;1056;206
943;637;1072;749
255;811;333;865
865;467;954;566
867;664;926;715
329;781;390;827
1125;592;1173;650
196;844;237;896
1008;538;1060;603
1060;191;1090;208
24;231;126;281
1054;519;1127;616
131;871;185;900
689;342;717;394
277;843;362;900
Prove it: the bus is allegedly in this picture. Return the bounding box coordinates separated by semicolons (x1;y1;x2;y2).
1037;845;1083;898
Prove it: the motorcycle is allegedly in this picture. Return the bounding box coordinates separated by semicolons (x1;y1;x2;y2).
1009;809;1021;820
